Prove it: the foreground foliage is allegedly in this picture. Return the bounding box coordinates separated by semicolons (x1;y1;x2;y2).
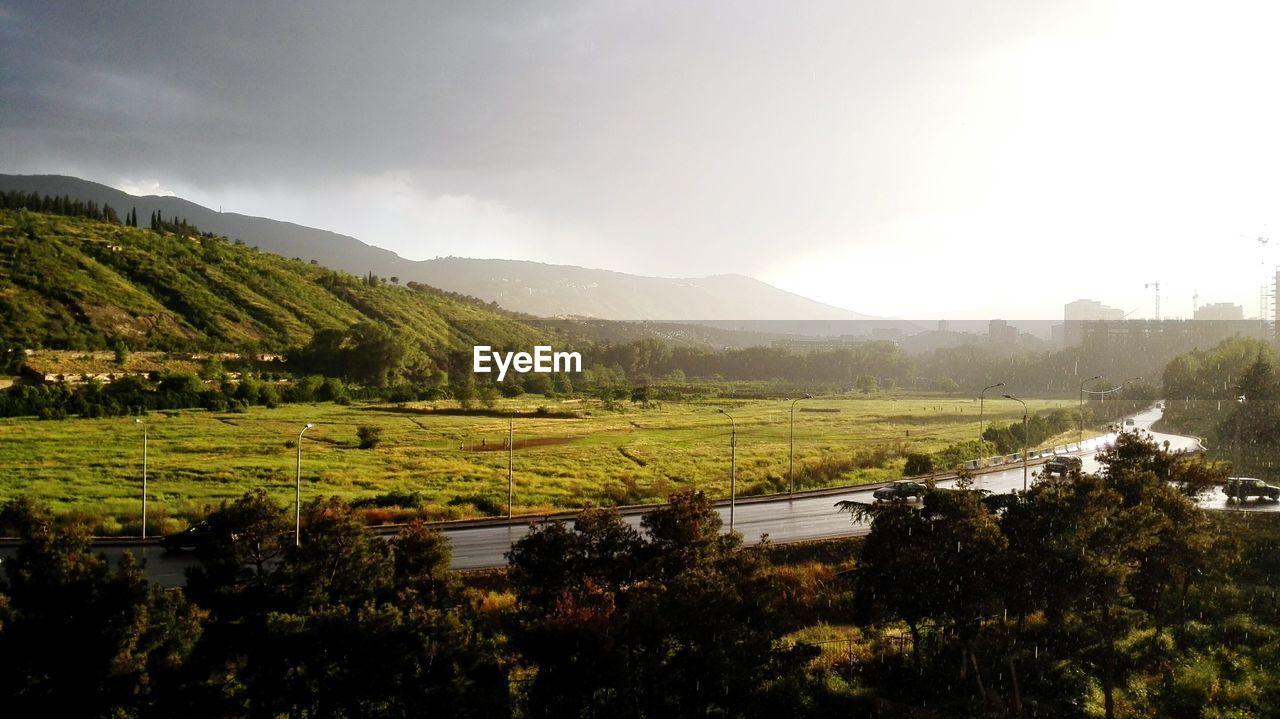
0;434;1275;717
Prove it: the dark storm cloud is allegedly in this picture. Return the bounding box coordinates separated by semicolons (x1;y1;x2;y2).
2;1;598;175
0;0;1088;288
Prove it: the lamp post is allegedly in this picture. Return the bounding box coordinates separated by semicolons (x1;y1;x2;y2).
1078;375;1101;443
1004;394;1029;491
1233;386;1245;478
135;418;147;539
1120;376;1141;417
719;408;737;533
507;412;516;519
295;422;313;547
1090;377;1142;429
978;382;1004;445
789;394;811;496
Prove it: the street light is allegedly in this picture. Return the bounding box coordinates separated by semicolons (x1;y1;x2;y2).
789;394;811;496
135;418;147;539
1120;376;1141;407
295;422;313;547
978;382;1004;445
1233;386;1245;478
1004;394;1029;491
718;408;737;533
1079;375;1101;443
507;412;517;519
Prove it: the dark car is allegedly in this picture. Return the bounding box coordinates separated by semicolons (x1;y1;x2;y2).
1043;456;1082;477
1225;477;1280;501
158;521;217;552
874;480;925;501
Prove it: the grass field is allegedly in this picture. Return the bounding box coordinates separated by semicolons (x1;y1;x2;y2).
0;392;1078;534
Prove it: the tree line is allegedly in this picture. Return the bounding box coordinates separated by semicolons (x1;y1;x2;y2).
0;192;206;236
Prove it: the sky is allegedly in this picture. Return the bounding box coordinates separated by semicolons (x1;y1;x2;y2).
2;0;1279;320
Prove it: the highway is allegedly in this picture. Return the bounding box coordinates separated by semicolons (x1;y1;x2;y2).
444;405;1212;568
8;405;1275;586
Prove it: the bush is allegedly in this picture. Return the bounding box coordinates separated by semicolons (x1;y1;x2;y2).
903;453;934;476
351;490;424;509
356;425;382;449
447;494;504;517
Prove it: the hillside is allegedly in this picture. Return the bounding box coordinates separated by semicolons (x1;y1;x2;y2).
0;210;540;355
0;175;872;323
401;257;872;321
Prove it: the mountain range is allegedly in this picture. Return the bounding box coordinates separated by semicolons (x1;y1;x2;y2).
0;175;871;323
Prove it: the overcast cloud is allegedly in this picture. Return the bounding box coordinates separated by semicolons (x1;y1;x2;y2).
2;1;1279;318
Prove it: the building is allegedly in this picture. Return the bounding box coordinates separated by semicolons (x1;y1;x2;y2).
1193;303;1244;321
1064;299;1125;346
988;319;1019;347
1080;319;1264;356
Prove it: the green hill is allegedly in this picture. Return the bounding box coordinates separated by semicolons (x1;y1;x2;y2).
0;209;541;356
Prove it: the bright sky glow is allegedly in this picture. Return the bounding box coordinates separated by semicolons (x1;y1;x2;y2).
3;0;1278;319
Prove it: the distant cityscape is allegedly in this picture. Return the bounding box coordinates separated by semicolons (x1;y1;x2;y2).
774;293;1264;356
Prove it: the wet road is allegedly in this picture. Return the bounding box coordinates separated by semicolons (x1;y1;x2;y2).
9;405;1276;585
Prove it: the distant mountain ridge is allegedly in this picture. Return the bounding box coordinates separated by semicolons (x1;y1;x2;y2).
0;174;872;322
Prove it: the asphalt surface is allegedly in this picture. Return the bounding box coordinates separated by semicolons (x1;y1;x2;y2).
6;405;1276;586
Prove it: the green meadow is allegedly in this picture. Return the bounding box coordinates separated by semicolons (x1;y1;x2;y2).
0;393;1076;534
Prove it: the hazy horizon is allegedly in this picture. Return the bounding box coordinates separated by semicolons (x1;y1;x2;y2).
3;1;1278;320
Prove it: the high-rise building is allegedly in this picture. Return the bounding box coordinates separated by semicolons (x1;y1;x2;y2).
988;319;1018;346
1193;303;1244;321
1064;299;1124;346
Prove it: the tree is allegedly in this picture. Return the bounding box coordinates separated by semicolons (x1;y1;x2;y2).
631;384;650;406
508;493;809;717
935;377;960;395
0;499;204;716
289;321;415;387
453;375;476;409
854;374;878;394
903;452;933;476
185;489;292;621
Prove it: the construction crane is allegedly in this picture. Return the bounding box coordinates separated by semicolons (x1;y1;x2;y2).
1145;281;1161;321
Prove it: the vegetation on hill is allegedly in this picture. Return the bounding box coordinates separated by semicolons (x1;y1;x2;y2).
1160;335;1280;477
0;209;540;358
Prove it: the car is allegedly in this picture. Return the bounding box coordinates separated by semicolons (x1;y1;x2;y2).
1125;418;1136;426
873;480;925;501
158;521;217;552
1043;456;1083;477
1225;477;1280;501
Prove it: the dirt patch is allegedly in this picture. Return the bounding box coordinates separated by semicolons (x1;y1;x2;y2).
618;446;648;467
463;436;576;452
362;405;581;420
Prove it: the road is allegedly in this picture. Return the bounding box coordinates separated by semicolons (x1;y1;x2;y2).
7;405;1275;586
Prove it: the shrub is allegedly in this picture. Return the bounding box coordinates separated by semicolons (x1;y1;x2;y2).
356;425;382;449
447;494;504;517
903;453;934;476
